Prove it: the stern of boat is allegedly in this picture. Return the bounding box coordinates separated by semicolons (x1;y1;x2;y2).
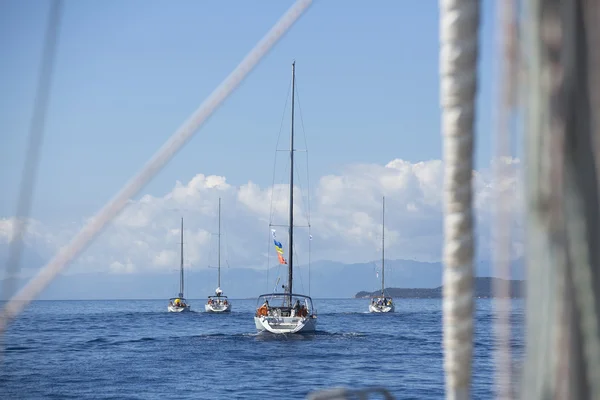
205;303;232;313
168;305;191;313
369;304;394;313
254;293;317;334
254;315;317;334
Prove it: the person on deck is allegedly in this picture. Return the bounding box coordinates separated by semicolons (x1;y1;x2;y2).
299;305;307;317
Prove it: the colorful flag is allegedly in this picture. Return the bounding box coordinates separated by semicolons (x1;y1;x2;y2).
272;236;286;264
277;253;287;265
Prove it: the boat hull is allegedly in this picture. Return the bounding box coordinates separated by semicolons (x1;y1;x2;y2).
369;304;394;313
168;304;191;313
254;315;317;334
204;303;232;313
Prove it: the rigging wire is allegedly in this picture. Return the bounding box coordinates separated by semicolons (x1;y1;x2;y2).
165;207;191;295
266;69;313;298
206;203;219;279
293;78;312;224
221;198;232;275
292;164;308;295
273;78;312;298
218;199;231;291
292;245;306;295
308;227;311;297
266;76;292;292
0;0;314;333
292;78;313;296
289;156;313;296
2;0;63;304
269;160;290;293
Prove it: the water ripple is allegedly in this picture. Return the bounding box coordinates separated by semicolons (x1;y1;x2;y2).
1;298;525;399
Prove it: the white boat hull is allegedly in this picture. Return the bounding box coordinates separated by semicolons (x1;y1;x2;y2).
168;304;191;313
254;315;317;334
204;303;232;313
369;303;395;313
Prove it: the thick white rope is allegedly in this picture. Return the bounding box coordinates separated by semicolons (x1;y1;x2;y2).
439;0;479;399
0;0;313;334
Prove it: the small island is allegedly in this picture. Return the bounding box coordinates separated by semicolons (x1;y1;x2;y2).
355;277;525;299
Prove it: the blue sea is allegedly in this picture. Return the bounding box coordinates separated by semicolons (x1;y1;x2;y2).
1;298;524;399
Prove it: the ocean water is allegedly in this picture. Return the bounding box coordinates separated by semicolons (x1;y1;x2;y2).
1;298;524;399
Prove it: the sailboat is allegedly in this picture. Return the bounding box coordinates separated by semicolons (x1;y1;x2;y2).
204;198;232;313
167;218;191;312
369;196;395;313
254;61;317;334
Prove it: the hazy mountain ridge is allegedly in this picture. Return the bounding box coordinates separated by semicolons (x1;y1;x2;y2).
355;277;525;299
0;242;524;299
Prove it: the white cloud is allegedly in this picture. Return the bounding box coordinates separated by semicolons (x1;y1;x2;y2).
109;259;136;274
0;157;523;275
0;217;61;256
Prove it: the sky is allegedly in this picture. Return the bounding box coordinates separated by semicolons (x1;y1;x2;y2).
0;1;522;289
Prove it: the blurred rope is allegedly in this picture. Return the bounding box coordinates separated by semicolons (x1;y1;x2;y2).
520;0;600;398
561;0;600;395
492;0;519;398
2;0;63;301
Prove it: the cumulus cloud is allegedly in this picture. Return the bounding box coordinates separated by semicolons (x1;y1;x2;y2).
0;157;523;275
0;217;63;257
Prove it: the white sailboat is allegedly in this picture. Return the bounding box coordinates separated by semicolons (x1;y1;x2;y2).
205;198;232;313
168;218;191;312
254;61;317;334
369;196;395;313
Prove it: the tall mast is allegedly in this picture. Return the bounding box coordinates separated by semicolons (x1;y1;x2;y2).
382;196;385;296
218;197;221;288
288;60;296;304
179;217;184;298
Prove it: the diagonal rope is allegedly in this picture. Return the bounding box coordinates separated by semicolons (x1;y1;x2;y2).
0;0;313;334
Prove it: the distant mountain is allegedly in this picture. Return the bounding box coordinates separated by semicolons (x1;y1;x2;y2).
0;240;525;300
355;277;525;299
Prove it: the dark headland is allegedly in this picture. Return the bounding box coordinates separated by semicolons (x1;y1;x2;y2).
355;277;525;299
